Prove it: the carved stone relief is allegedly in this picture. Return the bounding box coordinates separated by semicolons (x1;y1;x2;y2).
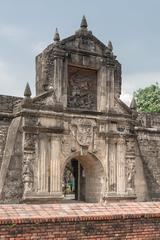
77;124;92;147
126;139;136;193
61;135;72;157
126;157;135;191
23;132;37;195
126;138;135;154
24;133;37;151
67;66;97;110
22;153;34;193
71;119;94;146
69;119;97;156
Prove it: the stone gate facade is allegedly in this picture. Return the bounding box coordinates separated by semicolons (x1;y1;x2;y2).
0;16;160;203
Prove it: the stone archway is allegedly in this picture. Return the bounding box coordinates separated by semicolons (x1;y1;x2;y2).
62;153;105;203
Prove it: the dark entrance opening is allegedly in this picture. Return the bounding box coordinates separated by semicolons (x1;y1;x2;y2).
63;159;85;201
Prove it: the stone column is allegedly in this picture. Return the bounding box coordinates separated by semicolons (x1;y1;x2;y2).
108;139;117;193
116;138;126;194
97;65;107;112
50;135;62;197
62;56;68;108
53;52;65;103
107;67;115;110
104;136;109;194
37;135;49;193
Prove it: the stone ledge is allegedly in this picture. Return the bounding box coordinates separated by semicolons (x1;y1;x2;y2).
0;202;160;224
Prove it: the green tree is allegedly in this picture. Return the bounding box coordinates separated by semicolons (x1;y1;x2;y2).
135;83;160;112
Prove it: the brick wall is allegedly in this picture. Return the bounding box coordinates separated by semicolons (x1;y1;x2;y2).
0;202;160;239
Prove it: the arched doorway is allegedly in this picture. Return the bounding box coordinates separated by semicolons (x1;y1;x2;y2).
63;159;85;201
62;153;104;203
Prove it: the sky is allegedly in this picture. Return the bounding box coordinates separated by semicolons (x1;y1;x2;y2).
0;0;160;105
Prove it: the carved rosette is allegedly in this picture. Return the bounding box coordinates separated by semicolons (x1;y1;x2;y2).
23;132;37;195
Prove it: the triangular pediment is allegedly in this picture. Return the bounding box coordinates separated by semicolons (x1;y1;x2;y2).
114;97;132;115
60;32;107;55
44;31;109;57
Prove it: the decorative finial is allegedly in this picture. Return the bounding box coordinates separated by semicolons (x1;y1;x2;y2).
53;28;60;42
80;15;88;29
130;96;137;110
108;41;113;52
24;82;32;98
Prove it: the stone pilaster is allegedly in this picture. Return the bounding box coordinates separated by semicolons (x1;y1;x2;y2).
104;137;109;194
53;50;65;103
116;138;126;194
50;135;62;196
108;139;117;193
62;56;68;108
37;135;49;193
97;65;107;112
108;67;115;110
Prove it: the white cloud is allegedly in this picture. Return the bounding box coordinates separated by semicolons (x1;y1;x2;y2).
121;71;160;105
123;72;160;93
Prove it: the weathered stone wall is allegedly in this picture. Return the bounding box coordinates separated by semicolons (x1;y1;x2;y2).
136;113;160;200
0;114;23;203
0;95;22;113
1;124;23;203
0;120;10;168
134;139;149;201
0;96;20;167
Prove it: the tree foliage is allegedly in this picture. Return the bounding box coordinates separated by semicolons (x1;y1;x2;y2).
135;83;160;112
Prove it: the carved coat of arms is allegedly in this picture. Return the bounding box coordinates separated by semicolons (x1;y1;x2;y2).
77;123;92;146
71;119;94;147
